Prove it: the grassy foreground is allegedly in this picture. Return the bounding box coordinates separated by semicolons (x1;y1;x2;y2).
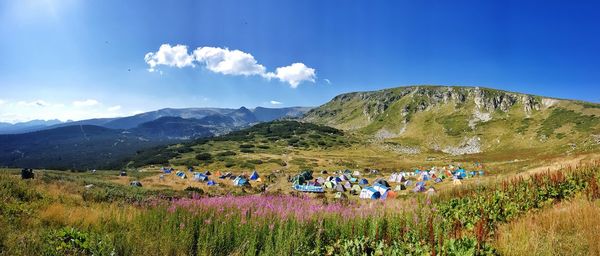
1;163;599;255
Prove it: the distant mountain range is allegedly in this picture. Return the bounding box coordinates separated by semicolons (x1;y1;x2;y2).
0;106;311;169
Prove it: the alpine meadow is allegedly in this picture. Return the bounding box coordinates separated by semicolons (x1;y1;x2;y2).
1;1;600;256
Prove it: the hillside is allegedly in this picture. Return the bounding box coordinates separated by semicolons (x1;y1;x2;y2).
303;86;600;156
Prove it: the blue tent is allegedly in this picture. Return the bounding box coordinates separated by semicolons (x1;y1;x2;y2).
413;184;426;192
334;177;342;183
193;173;208;182
207;180;216;186
176;171;187;179
422;175;431;181
188;167;195;172
359;178;369;185
250;170;259;180
373;183;390;195
416;181;426;187
434;177;443;183
359;187;381;199
163;168;172;174
233;176;250;186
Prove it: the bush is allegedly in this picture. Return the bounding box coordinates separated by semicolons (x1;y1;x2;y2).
239;144;255;149
240;149;254;153
217;151;237;157
195;153;212;161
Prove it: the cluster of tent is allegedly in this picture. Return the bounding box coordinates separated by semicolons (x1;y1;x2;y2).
291;165;486;200
160;166;262;187
291;169;399;200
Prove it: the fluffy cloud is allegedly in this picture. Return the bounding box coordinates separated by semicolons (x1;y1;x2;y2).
108;105;121;112
193;47;266;76
0;100;5;105
270;100;283;105
145;44;316;87
265;63;316;88
144;44;195;72
73;99;99;107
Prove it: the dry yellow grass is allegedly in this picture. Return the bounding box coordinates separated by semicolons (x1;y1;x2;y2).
495;199;600;256
39;202;140;228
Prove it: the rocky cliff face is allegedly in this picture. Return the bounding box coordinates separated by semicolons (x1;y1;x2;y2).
303;85;600;156
305;86;554;126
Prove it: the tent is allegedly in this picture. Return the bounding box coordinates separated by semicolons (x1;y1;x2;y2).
396;175;406;183
324;181;334;189
404;180;413;186
119;171;127;177
321;170;328;174
193;173;209;182
176;171;187;179
130;181;142;187
21;168;34;179
334;192;348;199
163;168;172;174
359;187;381;199
233;176;250;186
294;184;324;193
382;190;398;200
188;167;195;172
292;171;313;185
426;187;437;196
434;178;443;183
374;179;390;188
344;169;352;174
204;170;212;176
316;177;326;184
343;181;352;190
412;184;426;192
373;183;390;195
394;184;406;191
219;172;232;179
351;185;362;195
339;175;347;181
214;171;222;177
250;171;260;180
207;180;217;186
416;181;426;187
359;178;369;185
335;183;346;192
353;170;361;176
334;177;342;183
389;173;398;183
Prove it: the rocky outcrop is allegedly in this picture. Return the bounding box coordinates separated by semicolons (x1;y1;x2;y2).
441;137;482;155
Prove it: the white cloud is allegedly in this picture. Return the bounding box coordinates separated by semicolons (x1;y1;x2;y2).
144;44;195;72
73;99;99;107
270;100;283;105
265;63;316;88
0;100;5;105
108;105;121;112
17;100;49;107
145;44;317;88
193;47;266;76
324;79;331;85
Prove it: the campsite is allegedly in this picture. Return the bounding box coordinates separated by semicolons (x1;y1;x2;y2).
3;1;600;255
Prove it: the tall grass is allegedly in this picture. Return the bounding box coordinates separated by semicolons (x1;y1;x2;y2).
1;163;599;255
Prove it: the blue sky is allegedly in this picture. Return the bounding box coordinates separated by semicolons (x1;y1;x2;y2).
1;0;599;122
